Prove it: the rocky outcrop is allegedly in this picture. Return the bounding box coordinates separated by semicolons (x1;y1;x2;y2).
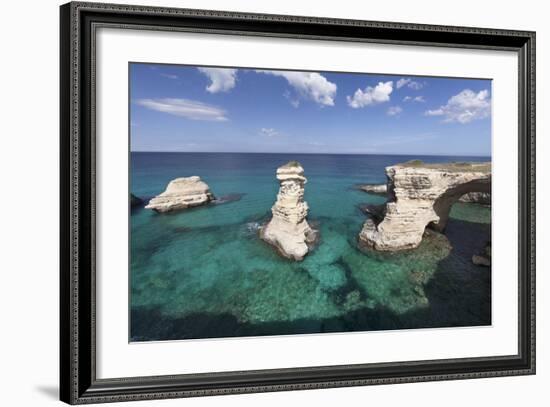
260;161;318;261
145;176;214;213
359;184;388;195
359;162;491;251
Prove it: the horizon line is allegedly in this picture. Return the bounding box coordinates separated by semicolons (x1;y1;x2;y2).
130;150;491;158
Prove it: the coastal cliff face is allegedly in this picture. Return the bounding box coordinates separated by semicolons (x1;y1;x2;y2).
145;176;214;213
260;161;318;261
359;162;491;251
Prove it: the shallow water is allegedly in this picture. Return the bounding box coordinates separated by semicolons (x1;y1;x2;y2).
130;152;491;341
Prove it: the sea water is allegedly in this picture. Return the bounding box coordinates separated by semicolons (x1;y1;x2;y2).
130;153;491;341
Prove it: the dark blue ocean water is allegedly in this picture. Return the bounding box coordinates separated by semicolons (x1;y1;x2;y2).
130;153;491;341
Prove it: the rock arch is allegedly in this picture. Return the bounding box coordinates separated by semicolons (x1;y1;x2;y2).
359;162;491;251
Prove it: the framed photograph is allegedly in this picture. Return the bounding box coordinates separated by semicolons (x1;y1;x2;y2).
60;1;535;404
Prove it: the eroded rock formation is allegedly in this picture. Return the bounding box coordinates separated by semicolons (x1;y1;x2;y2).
358;183;491;205
260;161;318;260
145;176;214;213
359;162;491;251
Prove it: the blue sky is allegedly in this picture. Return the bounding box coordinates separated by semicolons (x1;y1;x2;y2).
130;63;492;156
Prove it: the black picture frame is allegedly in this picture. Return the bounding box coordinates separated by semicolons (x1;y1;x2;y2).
60;1;536;404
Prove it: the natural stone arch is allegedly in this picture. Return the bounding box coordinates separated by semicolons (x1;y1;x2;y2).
430;179;491;232
359;162;491;251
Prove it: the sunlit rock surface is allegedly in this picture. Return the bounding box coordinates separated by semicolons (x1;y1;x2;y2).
260;161;318;260
359;162;491;251
145;176;214;213
359;184;388;195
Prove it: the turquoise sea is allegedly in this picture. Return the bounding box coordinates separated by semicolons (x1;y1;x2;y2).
130;152;491;341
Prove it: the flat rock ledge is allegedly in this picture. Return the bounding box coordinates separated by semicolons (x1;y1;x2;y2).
260;161;318;261
358;184;388;195
359;162;491;251
145;176;214;213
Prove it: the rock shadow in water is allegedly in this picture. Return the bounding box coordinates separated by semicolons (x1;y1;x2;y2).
212;192;247;205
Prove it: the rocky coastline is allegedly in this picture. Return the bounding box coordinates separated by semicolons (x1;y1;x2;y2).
260;161;318;261
138;160;490;264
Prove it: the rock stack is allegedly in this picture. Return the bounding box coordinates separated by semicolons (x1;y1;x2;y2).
359;162;491;251
260;161;318;261
145;176;214;213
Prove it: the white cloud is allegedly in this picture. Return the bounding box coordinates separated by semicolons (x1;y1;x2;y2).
425;89;491;124
256;70;337;106
396;78;423;90
396;78;410;89
347;81;393;108
160;73;178;80
408;81;423;90
197;67;238;93
387;106;403;116
136;98;228;121
259;128;279;137
403;95;426;103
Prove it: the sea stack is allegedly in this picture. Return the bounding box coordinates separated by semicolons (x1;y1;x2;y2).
145;176;214;213
260;161;318;261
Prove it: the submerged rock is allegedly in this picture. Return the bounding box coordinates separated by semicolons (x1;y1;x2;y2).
260;161;318;261
145;176;214;213
212;193;245;205
472;241;491;267
359;161;491;251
